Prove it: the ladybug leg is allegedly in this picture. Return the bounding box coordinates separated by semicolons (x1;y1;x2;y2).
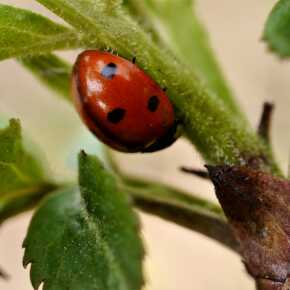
257;102;274;142
142;120;180;153
180;167;210;180
132;57;137;64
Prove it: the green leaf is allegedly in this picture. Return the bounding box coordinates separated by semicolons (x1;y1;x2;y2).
0;119;45;193
35;0;280;174
19;54;72;101
0;119;55;222
264;0;290;57
23;152;144;290
0;4;81;60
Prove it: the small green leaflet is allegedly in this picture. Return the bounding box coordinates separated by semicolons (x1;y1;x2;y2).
0;4;81;60
0;119;46;193
23;152;144;290
0;119;54;222
264;0;290;57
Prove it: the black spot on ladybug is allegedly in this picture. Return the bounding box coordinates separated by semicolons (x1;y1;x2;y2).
101;63;117;79
107;108;126;124
147;96;160;112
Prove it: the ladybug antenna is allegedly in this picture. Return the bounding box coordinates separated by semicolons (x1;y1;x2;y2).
132;57;136;64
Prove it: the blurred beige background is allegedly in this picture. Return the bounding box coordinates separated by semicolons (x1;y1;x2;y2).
1;0;290;289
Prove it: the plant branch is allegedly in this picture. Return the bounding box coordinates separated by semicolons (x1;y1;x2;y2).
28;0;280;174
6;2;288;289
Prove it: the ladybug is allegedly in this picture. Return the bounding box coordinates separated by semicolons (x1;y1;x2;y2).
71;50;178;153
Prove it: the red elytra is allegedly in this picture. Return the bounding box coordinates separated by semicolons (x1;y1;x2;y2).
71;50;176;152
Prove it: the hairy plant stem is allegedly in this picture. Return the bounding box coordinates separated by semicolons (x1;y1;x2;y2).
125;0;245;123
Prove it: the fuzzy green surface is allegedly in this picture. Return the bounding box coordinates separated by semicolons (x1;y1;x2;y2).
0;4;81;60
23;152;144;290
264;0;290;57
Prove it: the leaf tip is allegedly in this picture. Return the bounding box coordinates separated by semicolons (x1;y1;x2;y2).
79;149;88;159
78;150;105;172
8;118;21;130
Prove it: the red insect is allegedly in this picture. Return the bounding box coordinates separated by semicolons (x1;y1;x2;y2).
71;50;178;152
